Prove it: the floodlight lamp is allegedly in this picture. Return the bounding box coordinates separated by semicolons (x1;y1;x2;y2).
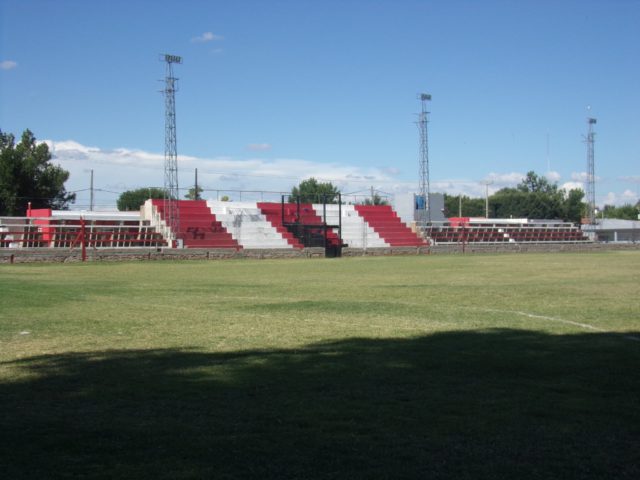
420;93;432;101
164;54;183;64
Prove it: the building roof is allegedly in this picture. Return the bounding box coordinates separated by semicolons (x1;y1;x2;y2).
586;219;640;230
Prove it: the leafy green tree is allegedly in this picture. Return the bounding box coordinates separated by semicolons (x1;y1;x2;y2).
490;188;522;218
444;194;485;217
444;171;586;223
0;129;75;215
562;189;585;224
492;187;563;219
185;186;204;200
602;204;640;220
506;171;564;218
517;171;557;194
290;177;339;203
491;171;568;220
117;187;166;211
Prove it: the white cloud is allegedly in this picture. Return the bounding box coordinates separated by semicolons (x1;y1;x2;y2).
561;181;584;192
545;171;561;182
621;189;638;203
599;191;638;207
620;175;640;184
1;60;17;70
191;32;223;43
484;171;563;187
45;139;626;211
572;171;603;182
430;180;488;198
246;143;272;152
484;172;525;186
44;139;405;208
48;140;163;167
602;192;617;206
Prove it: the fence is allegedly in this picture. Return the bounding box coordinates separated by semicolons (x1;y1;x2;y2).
0;217;166;250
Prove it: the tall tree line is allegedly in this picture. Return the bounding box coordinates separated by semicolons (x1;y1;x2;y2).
444;171;585;223
0;129;75;215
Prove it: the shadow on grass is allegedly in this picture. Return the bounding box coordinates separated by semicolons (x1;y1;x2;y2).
1;329;639;479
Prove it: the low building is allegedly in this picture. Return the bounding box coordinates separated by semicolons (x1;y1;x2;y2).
583;219;640;243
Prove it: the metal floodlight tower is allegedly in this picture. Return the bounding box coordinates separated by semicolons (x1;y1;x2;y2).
417;93;432;225
585;117;597;224
161;53;182;245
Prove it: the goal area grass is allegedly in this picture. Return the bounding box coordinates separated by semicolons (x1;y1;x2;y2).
1;252;639;479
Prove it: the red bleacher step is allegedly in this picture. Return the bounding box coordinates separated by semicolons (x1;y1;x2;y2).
151;199;240;249
354;205;427;247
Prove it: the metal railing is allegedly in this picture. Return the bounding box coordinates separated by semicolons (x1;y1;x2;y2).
0;217;167;249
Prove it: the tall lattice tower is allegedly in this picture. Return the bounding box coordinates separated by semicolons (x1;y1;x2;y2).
417;93;431;225
161;54;182;245
585;117;597;224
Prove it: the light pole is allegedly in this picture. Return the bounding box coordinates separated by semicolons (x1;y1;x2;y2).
417;93;431;226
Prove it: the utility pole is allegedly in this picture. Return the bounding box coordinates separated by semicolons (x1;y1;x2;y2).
195;168;199;200
482;181;493;218
89;169;94;211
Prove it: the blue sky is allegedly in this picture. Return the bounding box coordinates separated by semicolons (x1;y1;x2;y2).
1;0;639;210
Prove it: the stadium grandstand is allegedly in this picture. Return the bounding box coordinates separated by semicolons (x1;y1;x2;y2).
0;196;594;255
424;217;589;244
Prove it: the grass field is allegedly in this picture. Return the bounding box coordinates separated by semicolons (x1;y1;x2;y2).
1;252;639;479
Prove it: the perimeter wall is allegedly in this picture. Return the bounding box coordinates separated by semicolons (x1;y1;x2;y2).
1;243;639;264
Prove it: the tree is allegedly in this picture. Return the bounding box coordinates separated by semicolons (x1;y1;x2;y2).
0;129;75;215
443;172;586;223
491;171;568;220
517;171;557;194
185;186;203;200
290;177;339;203
491;187;564;220
362;193;389;206
562;189;585;224
602;204;639;221
444;194;485;217
117;187;166;211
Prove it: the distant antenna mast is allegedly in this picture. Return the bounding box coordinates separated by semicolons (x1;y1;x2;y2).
417;93;431;225
585;116;597;224
546;131;550;173
161;53;182;245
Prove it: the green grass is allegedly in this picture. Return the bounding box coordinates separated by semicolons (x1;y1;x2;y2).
1;252;639;479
